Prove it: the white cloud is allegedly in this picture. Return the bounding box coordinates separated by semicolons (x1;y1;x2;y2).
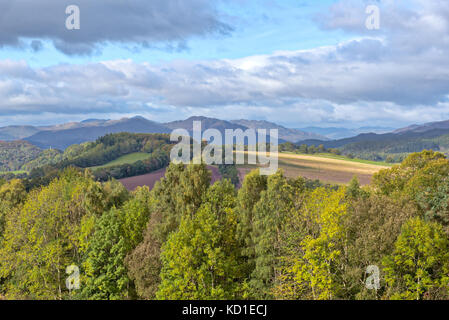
1;0;449;127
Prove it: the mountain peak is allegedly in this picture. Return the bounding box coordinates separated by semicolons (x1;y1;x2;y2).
130;116;148;121
81;118;108;123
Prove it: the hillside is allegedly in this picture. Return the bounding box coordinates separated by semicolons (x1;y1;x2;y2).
165;116;289;144
232;120;327;141
90;152;152;169
20;149;64;172
165;116;248;135
24;133;176;183
6;115;449;165
393;119;449;134
25;116;171;149
1;116;325;149
0;126;41;141
300;128;449;162
0;141;42;171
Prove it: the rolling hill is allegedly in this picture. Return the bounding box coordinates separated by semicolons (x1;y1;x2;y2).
25;116;171;150
5;115;449;165
0;141;42;171
393;119;449;134
0;126;41;141
299;127;449;162
0;116;323;150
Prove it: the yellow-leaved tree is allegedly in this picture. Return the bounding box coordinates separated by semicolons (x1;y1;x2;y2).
280;187;348;300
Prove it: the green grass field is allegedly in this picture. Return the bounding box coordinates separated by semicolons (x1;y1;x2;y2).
90;152;152;169
0;170;27;175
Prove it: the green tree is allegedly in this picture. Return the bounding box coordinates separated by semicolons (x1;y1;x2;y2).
82;186;153;300
157;180;241;299
383;217;449;300
343;194;418;300
250;171;295;299
346;175;361;199
0;179;27;238
280;188;349;300
236;170;267;281
120;186;153;250
82;208;130;300
404;159;449;229
126;163;211;299
372;150;446;196
0;169;104;299
299;144;308;154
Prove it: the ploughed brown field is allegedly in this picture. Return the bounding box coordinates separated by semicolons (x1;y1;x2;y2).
119;152;389;191
119;166;224;191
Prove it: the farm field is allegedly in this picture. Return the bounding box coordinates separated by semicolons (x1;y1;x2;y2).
119;165;223;191
90;152;152;169
119;151;389;190
235;151;390;185
282;152;394;167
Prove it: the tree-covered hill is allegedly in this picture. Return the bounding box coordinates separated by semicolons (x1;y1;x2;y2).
0;141;42;172
0;126;41;141
300;128;449;162
0;132;177;189
23;133;176;186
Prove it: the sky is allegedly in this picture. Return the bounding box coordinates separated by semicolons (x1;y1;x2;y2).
0;0;449;129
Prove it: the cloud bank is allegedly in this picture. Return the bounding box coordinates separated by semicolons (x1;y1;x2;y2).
1;0;449;127
0;0;231;55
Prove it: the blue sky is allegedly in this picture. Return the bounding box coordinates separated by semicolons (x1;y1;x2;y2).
1;0;449;129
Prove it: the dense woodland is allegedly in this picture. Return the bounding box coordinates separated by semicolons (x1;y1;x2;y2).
306;129;449;162
0;150;448;300
0;133;175;189
0;141;42;172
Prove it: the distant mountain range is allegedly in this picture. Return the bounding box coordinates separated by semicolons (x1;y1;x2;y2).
0;116;326;150
3;116;449;158
164;116;249;136
164;116;326;143
299;118;449;161
234;120;326;142
25;117;171;149
299;126;396;140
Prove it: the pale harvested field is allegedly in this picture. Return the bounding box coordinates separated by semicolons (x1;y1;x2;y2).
119;152;389;190
235;151;390;185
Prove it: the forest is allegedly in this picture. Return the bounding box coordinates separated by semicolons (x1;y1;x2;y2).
0;150;448;300
305;128;449;163
0;141;42;172
0;133;176;189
